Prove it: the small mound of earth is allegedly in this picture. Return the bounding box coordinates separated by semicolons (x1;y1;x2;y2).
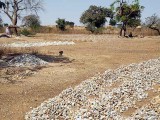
7;54;48;67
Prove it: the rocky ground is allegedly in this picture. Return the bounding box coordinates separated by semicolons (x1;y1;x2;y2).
0;34;160;120
0;53;49;83
25;58;160;120
7;54;48;67
0;41;75;48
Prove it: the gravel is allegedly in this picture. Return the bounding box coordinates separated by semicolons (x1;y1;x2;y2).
1;41;75;48
25;58;160;120
8;54;48;67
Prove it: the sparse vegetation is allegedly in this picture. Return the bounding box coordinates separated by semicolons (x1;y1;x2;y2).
66;21;75;28
20;28;33;36
145;14;160;35
0;47;39;58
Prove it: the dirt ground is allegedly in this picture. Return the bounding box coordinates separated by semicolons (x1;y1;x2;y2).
0;34;160;120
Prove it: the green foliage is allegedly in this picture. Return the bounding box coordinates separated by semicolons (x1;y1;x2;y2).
109;19;117;26
56;18;66;31
20;29;32;36
66;21;75;28
3;23;9;27
85;24;96;33
110;0;144;36
127;19;141;27
80;5;113;33
22;15;41;32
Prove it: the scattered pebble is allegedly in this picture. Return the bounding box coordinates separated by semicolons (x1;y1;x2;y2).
1;41;75;48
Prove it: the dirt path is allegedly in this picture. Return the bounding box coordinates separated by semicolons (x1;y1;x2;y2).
0;35;160;120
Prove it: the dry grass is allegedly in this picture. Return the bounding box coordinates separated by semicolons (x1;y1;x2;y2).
0;47;41;58
37;26;159;36
0;25;159;36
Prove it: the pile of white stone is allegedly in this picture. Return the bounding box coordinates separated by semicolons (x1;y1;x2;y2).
52;34;118;42
8;54;48;67
1;41;75;48
25;58;160;120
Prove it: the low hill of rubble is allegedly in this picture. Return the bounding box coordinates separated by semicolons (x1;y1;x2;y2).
8;54;48;67
25;58;160;120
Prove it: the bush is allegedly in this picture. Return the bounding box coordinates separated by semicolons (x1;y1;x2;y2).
66;21;74;28
94;27;105;34
56;18;66;31
20;29;32;36
109;19;117;26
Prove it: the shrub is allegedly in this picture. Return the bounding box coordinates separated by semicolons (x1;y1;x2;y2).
109;19;117;26
20;29;32;36
66;21;74;28
56;18;66;31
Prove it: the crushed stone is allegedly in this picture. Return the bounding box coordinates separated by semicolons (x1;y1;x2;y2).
1;41;75;48
7;54;48;67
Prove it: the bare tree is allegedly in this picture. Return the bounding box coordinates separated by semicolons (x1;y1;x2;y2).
0;0;43;35
145;14;160;35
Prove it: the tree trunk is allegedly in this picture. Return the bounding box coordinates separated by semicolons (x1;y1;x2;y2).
123;24;126;36
120;22;127;37
120;27;123;36
12;17;18;36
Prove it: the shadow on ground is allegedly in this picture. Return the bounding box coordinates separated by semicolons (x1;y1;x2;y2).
35;54;73;63
1;53;73;64
0;53;73;84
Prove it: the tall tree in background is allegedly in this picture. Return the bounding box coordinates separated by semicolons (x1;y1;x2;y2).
0;0;43;35
22;14;41;32
111;0;144;36
0;16;3;27
80;5;113;33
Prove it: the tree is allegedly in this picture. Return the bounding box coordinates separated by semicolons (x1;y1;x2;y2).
56;18;66;31
0;0;43;35
22;14;41;32
145;14;160;35
111;0;144;36
0;16;3;27
65;21;74;28
109;19;116;26
80;5;113;33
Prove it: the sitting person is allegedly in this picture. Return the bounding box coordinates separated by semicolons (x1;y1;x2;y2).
128;32;133;38
0;26;12;38
5;26;11;36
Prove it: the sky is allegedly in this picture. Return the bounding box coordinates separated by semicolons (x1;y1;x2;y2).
1;0;160;26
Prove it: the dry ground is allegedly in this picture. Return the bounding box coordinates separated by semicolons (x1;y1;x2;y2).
0;34;160;120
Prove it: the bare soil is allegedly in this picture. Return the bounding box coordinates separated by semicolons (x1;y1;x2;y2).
0;34;160;120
